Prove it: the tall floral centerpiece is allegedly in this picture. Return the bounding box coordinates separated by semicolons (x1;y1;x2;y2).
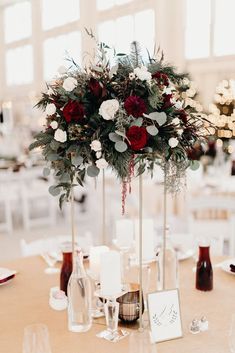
30;35;209;330
30;39;208;205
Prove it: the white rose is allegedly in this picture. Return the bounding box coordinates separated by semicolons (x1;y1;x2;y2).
46;103;56;116
96;158;108;169
178;129;183;136
63;77;77;92
54;129;67;143
50;121;58;129
90;140;102;152
134;66;152;81
58;65;67;75
99;99;119;120
96;151;102;159
172;118;180;125
168;137;179;148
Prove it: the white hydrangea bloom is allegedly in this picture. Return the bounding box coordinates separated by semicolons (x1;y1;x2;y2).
63;77;77;92
96;158;108;169
96;151;102;159
50;121;58;129
45;103;56;116
54;129;67;143
168;137;179;148
99;99;119;120
134;66;152;81
90;140;102;152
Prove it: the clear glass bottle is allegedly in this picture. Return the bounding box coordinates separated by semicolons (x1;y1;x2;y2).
67;250;92;332
157;226;178;290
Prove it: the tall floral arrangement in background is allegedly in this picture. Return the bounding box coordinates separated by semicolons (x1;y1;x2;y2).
30;32;209;208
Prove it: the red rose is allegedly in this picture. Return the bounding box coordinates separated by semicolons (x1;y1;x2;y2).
63;100;85;123
126;126;147;151
124;95;147;118
89;77;103;98
152;72;169;86
177;109;188;124
162;94;173;109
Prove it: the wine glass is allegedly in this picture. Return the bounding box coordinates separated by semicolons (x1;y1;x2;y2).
229;315;235;352
41;252;59;274
23;324;52;353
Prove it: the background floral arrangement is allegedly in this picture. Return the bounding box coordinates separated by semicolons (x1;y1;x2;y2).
30;32;209;207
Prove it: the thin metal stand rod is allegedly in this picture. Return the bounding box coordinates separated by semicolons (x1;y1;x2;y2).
102;169;106;244
139;172;143;331
163;166;167;290
71;188;75;260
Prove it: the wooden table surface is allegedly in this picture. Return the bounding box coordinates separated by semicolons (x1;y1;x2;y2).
0;255;234;353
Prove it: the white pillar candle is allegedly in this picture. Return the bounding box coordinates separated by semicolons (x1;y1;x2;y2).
115;219;134;248
89;246;109;278
135;219;155;261
100;251;122;296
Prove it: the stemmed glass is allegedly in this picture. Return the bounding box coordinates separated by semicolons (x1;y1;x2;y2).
23;324;52;353
41;252;59;274
229;315;235;352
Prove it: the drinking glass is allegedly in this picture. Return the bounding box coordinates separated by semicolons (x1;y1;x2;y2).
22;324;52;353
229;315;235;352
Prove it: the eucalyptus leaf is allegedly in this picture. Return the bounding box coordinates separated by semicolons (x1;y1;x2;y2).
109;132;122;142
115;130;126;139
115;141;128;153
50;140;60;151
131;117;143;127
49;185;61;196
60;173;70;183
87;165;100;177
190;160;200;171
72;155;83;166
47;153;59;161
43;167;50;177
146;125;159;136
149;112;167;126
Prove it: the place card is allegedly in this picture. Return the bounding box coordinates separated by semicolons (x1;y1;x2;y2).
147;289;183;343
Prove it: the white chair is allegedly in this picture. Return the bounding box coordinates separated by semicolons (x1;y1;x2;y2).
20;169;57;230
188;195;235;256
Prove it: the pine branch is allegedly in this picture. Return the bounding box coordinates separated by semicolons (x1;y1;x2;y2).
130;41;142;68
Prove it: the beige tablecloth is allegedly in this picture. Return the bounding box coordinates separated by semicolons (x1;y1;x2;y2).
0;256;234;353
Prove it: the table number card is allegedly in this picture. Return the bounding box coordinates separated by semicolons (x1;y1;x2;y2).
148;289;183;343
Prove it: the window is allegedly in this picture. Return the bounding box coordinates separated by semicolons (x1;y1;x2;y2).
3;1;32;43
43;32;81;79
6;45;33;86
186;0;235;59
42;0;80;30
214;0;235;56
97;0;132;11
98;9;155;54
185;0;211;59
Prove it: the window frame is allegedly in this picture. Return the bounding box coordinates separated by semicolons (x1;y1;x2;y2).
185;0;235;63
